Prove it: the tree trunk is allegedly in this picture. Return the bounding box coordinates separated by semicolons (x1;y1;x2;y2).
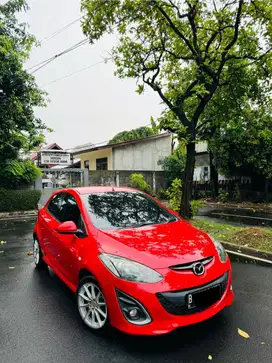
180;142;195;219
209;150;218;199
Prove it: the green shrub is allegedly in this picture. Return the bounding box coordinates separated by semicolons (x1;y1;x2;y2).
156;188;168;200
233;184;242;202
0;189;42;212
0;160;41;189
218;189;229;202
166;178;182;211
190;200;204;216
166;179;202;217
129;173;152;194
157;144;185;188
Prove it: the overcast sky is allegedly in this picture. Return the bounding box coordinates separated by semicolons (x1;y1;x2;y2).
6;0;163;148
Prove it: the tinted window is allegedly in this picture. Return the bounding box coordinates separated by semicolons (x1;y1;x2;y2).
58;194;81;228
81;192;177;230
47;194;64;219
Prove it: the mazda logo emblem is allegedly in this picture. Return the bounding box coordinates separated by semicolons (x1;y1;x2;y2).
192;262;205;276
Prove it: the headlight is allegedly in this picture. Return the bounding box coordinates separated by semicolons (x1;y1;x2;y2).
211;238;227;263
99;253;163;283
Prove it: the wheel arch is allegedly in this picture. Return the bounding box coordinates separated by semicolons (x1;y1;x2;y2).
78;268;95;282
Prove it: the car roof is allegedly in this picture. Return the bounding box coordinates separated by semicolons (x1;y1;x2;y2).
73;186;139;195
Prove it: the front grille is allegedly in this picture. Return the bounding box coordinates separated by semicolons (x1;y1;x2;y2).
156;272;229;316
169;256;214;271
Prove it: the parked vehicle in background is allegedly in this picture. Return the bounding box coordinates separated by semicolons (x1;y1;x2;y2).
33;187;234;335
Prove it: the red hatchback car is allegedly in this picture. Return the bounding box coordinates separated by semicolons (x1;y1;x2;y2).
33;187;234;335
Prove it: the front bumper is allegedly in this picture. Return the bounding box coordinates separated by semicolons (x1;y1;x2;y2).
99;259;234;335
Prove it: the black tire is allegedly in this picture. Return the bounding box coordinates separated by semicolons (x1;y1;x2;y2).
33;237;47;269
76;276;110;333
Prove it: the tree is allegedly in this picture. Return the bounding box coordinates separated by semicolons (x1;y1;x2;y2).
0;0;48;187
198;62;271;198
81;0;272;218
209;109;272;183
108;125;157;144
158;144;185;187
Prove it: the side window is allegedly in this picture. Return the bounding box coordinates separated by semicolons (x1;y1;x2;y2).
59;194;82;229
47;194;64;220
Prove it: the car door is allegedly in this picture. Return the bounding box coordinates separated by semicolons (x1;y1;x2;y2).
40;193;65;267
56;193;87;286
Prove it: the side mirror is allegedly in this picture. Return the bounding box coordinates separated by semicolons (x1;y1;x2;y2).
56;221;78;235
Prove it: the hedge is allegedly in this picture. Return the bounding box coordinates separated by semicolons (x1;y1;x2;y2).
0;189;42;213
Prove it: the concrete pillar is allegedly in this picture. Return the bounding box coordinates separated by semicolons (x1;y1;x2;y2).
83;169;89;186
35;177;42;190
152;171;156;192
116;171;120;187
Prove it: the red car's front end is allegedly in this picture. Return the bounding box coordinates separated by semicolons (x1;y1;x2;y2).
93;217;234;335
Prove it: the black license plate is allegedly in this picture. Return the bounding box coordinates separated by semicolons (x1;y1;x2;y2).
187;285;221;309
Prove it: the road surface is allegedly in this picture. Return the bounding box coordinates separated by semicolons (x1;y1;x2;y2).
0;219;271;363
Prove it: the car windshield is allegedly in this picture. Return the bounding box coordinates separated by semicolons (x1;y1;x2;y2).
81;191;178;230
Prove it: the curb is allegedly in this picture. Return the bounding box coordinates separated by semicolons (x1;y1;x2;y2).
221;241;272;268
0;210;38;220
203;202;272;214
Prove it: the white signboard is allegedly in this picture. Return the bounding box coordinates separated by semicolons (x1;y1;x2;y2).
40;152;71;165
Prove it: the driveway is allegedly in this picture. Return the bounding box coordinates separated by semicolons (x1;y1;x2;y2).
0;219;271;363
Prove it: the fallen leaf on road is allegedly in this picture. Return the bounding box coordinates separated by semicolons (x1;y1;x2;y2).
238;328;249;339
9;266;15;269
0;250;4;253
261;342;265;345
208;355;212;360
0;240;7;244
27;252;33;256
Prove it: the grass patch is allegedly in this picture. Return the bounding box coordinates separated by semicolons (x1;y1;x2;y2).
191;219;272;253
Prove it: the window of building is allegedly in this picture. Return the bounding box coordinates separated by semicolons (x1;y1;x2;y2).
96;157;108;170
84;160;89;169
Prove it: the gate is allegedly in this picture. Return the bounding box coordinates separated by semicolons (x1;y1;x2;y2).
34;168;88;207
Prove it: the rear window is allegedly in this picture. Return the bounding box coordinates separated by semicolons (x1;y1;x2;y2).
81;191;177;230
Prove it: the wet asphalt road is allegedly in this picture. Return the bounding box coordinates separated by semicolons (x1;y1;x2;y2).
0;219;271;363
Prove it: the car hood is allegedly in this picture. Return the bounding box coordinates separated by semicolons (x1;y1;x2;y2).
96;220;216;269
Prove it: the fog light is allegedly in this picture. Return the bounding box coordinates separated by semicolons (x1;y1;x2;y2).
116;289;151;325
128;308;138;318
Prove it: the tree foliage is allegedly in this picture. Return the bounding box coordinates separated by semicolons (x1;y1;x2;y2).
209;110;272;179
0;159;41;188
158;144;185;187
0;0;48;187
108;125;157;144
81;0;272;218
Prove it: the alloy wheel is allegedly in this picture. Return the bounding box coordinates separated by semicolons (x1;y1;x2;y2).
33;239;40;265
77;282;108;329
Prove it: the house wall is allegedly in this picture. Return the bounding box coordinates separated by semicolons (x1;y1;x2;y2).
112;134;172;171
194;153;210;182
77;148;113;170
195;141;208;153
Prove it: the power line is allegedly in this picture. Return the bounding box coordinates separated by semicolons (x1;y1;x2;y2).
28;39;89;74
29;3;154;76
41;59;111;87
28;1;108;74
39;16;83;44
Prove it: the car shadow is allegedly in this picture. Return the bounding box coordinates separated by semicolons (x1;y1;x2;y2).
32;267;234;361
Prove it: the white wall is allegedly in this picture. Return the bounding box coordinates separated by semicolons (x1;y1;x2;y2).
195;141;208;153
113;134;172;171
